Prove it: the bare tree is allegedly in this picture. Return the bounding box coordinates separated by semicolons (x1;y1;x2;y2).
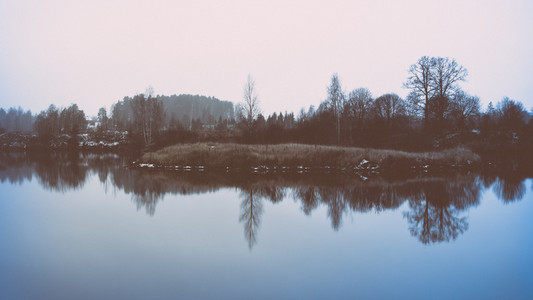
146;95;163;143
405;90;424;119
431;57;468;99
241;74;260;130
449;91;480;129
326;73;345;144
429;57;468;123
496;97;527;131
373;93;406;124
347;87;373;123
132;91;163;145
132;94;147;141
405;56;468;127
345;87;373;144
404;56;435;125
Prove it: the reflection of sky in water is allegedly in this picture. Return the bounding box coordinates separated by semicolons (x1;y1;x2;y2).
0;160;532;299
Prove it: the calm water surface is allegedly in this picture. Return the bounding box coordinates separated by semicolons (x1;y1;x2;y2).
1;153;532;299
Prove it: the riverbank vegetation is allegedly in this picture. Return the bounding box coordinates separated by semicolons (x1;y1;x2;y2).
1;56;532;169
136;143;480;173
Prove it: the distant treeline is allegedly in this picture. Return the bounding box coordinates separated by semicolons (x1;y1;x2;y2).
1;56;532;153
110;94;235;131
0;107;33;133
0;94;235;135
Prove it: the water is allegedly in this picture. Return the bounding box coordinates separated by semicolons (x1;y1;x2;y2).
1;152;532;299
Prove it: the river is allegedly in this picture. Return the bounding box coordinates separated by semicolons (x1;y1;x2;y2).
1;152;532;299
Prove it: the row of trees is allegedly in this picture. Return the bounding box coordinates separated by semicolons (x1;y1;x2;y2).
2;57;531;151
482;97;529;131
0;107;33;133
322;76;417;145
0;104;88;137
321;57;478;145
1;91;234;147
109;93;235;133
237;61;531;148
33;104;87;137
130;90;163;145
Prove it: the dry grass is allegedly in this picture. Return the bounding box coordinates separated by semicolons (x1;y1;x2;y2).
138;143;480;170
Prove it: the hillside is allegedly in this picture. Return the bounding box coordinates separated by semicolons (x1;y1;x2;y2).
111;94;235;129
158;94;235;125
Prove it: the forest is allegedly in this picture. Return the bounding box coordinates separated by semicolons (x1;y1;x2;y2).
1;56;532;158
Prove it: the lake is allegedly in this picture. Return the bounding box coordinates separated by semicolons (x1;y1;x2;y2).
1;152;532;299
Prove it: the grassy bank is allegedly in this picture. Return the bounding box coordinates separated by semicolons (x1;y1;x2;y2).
136;143;480;172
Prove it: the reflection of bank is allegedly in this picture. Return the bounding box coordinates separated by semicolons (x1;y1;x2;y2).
234;176;484;247
479;172;528;203
0;151;530;247
291;178;482;244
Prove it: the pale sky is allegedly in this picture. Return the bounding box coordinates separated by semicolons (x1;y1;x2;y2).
1;0;532;116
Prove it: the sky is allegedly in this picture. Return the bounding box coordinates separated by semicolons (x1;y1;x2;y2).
1;0;532;117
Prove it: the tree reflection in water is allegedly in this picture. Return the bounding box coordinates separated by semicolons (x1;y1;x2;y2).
28;152;87;192
0;152;530;247
403;180;482;245
404;200;468;245
294;186;320;215
493;174;526;203
239;189;264;249
0;152;33;184
237;182;286;249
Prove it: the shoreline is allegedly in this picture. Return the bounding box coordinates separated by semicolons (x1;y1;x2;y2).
3;140;531;175
134;142;482;174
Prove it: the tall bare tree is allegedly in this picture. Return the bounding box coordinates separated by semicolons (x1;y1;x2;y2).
132;92;163;145
241;74;260;130
431;57;468;99
326;73;345;144
404;56;435;125
429;57;468;123
405;56;468;127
